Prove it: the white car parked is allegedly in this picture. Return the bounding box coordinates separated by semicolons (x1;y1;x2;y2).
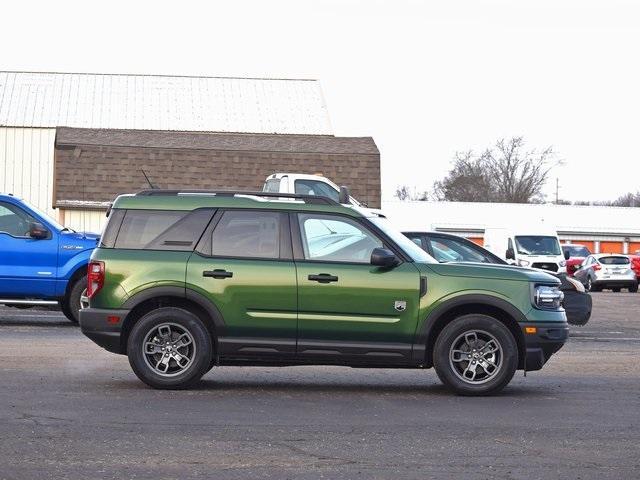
573;254;638;292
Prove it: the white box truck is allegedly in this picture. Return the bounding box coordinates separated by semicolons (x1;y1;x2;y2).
483;227;569;273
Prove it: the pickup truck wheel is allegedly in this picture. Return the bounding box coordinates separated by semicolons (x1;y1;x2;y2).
433;314;518;396
127;307;212;390
61;275;87;324
629;283;639;293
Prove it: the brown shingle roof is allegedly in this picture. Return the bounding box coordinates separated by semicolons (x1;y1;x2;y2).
55;128;379;155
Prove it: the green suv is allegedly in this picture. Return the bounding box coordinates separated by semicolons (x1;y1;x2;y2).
79;190;568;395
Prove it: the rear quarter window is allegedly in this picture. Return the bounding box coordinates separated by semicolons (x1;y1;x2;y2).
103;209;214;251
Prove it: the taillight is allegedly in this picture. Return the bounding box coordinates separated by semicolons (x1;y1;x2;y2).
87;261;105;298
593;264;601;271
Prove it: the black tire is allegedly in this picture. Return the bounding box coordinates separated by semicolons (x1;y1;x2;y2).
586;277;600;292
61;275;87;324
127;307;212;389
433;314;518;396
612;288;621;293
629;283;638;293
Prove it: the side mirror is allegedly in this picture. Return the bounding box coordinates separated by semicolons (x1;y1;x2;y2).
371;247;399;268
339;186;350;204
29;222;49;239
506;247;515;260
564;250;570;260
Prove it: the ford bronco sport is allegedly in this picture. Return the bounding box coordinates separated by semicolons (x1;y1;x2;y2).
79;190;568;395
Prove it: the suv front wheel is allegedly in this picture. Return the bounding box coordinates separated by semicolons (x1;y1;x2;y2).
433;314;518;396
127;307;213;389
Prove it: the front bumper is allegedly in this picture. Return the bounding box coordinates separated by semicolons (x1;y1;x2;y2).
79;308;129;354
521;321;569;372
562;290;592;326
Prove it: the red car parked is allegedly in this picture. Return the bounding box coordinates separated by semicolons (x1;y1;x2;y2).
562;244;592;276
630;252;640;281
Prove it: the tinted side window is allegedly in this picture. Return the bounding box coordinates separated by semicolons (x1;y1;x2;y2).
404;234;425;250
211;210;282;259
114;210;212;250
0;202;38;237
298;213;383;263
428;237;490;263
294;180;340;202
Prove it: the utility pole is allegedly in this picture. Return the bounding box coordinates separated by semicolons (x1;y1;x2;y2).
555;178;559;204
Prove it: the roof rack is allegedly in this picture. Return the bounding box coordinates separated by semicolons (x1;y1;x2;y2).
135;189;339;205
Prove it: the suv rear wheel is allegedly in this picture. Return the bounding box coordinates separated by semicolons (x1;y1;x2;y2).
433;314;518;396
127;307;213;389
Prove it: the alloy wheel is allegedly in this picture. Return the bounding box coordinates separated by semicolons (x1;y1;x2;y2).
449;330;503;384
142;323;196;377
79;289;89;310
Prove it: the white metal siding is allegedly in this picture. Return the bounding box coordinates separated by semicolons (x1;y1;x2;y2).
61;209;106;234
0;127;56;215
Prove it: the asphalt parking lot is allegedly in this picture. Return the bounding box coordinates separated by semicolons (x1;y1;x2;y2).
0;293;639;480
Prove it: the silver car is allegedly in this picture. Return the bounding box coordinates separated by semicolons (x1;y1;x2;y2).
574;254;638;292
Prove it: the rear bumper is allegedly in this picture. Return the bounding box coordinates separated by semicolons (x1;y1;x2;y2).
593;278;636;287
521;321;569;372
79;308;129;354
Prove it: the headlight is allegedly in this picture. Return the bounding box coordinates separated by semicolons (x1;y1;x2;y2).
533;285;564;310
559;260;567;267
564;275;586;293
518;259;530;267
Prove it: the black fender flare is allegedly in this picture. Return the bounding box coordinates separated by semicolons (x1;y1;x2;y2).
121;286;226;335
413;294;527;366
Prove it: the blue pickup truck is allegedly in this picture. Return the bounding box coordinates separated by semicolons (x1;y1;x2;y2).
0;194;99;323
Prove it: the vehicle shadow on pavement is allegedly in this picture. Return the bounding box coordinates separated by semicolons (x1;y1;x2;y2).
0;319;75;327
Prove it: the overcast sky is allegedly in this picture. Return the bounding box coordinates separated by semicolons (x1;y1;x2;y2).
3;0;639;202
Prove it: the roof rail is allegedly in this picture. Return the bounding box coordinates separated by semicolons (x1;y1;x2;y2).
135;189;339;205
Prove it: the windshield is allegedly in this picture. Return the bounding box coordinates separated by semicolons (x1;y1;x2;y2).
514;235;561;256
562;245;590;258
263;178;281;193
21;200;65;231
369;217;436;263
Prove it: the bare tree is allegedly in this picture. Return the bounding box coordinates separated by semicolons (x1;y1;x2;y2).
394;185;429;201
434;137;558;203
433;151;494;202
612;191;640;207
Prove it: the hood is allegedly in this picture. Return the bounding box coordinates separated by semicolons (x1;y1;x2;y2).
60;230;100;249
416;261;559;284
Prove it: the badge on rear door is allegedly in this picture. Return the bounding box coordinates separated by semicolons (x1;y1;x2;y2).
394;300;407;312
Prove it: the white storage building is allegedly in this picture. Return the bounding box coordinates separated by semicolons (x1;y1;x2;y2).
382;200;640;254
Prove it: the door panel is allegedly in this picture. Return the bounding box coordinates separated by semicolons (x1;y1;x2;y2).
186;255;298;356
186;209;297;358
295;261;421;361
0;233;58;297
0;201;59;297
293;212;421;363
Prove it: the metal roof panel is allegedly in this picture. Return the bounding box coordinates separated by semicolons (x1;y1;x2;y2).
0;71;332;135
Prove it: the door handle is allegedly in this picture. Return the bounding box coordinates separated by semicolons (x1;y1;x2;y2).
203;269;233;279
308;273;339;283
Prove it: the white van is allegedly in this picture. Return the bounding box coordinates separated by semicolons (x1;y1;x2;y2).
483;228;569;273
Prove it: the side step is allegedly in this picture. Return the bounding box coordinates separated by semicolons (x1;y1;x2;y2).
0;299;59;306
